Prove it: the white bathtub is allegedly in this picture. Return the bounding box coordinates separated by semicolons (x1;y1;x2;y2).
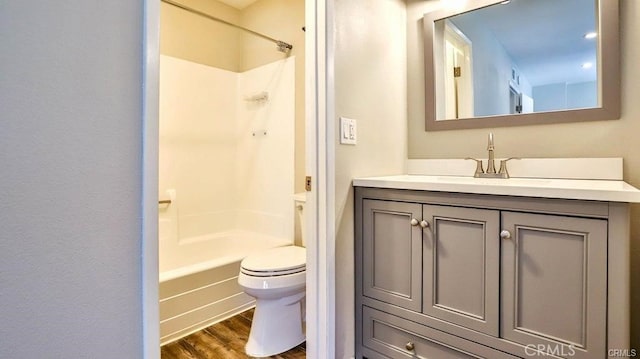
159;231;291;345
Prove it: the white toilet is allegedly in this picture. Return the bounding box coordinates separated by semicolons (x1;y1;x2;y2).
238;193;307;357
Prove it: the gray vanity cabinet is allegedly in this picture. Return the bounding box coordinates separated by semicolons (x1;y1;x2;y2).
362;306;519;359
422;205;500;337
501;212;607;358
362;199;422;312
355;187;616;359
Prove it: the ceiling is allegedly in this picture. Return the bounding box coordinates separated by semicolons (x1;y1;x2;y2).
449;0;598;87
217;0;259;10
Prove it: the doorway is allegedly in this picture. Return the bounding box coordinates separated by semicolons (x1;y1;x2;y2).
142;0;332;358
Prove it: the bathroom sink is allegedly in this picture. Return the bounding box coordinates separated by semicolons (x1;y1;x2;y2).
435;176;551;186
352;174;640;203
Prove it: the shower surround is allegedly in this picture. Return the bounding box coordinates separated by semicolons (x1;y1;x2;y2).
158;54;295;344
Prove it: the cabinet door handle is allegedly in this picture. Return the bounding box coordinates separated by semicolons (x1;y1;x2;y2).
410;218;419;226
500;230;512;240
419;220;430;228
405;342;415;351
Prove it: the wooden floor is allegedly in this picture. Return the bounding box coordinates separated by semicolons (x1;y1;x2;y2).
161;308;306;359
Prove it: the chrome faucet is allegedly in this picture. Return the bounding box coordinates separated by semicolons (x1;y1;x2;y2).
466;133;519;178
486;132;496;175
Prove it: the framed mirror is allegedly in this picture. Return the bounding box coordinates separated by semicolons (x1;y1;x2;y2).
424;0;619;131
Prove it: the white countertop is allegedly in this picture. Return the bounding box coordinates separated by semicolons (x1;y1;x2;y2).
353;175;640;203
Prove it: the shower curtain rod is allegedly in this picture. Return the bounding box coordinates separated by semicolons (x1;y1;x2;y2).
161;0;293;52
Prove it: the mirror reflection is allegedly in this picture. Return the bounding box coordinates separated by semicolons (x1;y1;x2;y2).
435;0;598;121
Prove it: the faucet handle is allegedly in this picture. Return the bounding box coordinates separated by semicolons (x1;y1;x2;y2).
498;157;520;178
465;158;485;178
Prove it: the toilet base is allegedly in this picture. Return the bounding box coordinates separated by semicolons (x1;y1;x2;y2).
245;292;305;357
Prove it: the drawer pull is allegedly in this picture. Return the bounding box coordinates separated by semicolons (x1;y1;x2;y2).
411;218;419;226
405;342;415;351
419;220;430;228
500;230;512;240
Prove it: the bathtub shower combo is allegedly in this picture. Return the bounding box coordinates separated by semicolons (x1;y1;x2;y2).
158;53;296;345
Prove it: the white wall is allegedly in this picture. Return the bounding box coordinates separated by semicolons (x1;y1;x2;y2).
534;80;597;111
567;81;597;109
0;1;145;358
333;0;408;357
236;58;296;238
159;55;295;246
533;83;568;112
159;55;238;239
161;0;242;72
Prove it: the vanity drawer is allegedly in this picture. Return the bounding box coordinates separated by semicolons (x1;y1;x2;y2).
362;307;519;359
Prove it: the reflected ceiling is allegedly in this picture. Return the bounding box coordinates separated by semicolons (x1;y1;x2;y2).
453;0;596;86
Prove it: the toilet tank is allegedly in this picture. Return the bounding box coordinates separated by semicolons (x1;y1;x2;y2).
293;192;306;247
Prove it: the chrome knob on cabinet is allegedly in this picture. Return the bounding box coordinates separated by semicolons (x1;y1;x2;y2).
410;218;419;226
419;220;430;229
500;230;512;240
405;342;415;351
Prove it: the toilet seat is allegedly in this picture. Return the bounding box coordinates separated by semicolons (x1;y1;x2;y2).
241;266;305;277
240;246;306;277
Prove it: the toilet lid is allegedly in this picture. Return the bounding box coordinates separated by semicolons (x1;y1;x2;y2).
241;246;306;274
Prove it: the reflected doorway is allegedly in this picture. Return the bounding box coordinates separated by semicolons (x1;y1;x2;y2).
443;20;474;119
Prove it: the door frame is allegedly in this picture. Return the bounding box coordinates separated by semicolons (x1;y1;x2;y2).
141;0;333;358
443;20;473;119
142;0;160;357
305;0;336;358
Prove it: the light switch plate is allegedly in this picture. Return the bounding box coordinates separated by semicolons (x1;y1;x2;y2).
340;117;357;145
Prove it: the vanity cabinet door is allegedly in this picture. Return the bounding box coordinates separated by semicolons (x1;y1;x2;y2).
501;212;607;359
362;200;423;312
421;205;500;336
